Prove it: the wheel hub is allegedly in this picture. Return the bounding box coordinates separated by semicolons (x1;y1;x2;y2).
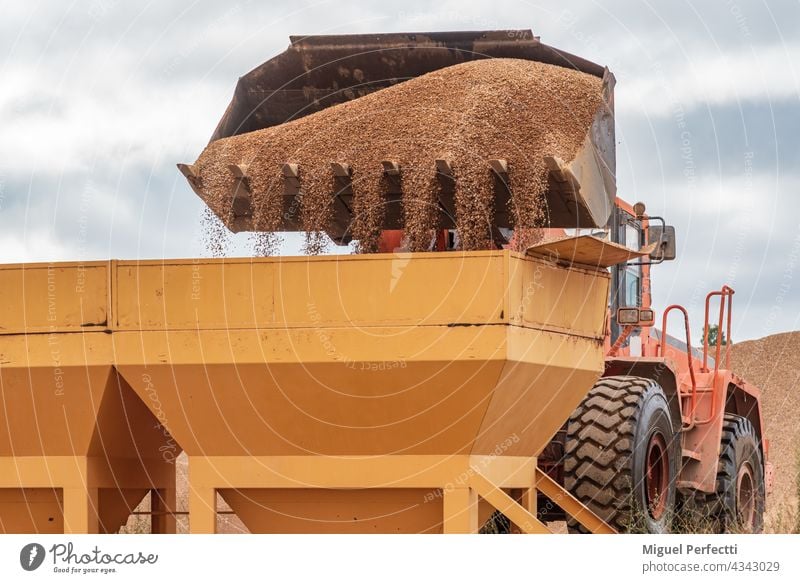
645;432;669;520
737;462;756;529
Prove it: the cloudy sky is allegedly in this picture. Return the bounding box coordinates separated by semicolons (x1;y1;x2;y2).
1;0;799;341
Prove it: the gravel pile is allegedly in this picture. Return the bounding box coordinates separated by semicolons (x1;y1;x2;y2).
192;58;604;254
731;331;800;532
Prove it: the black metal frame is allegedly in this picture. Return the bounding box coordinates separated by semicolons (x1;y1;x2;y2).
626;214;669;266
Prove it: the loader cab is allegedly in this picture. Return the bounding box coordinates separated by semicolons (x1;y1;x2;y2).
609;199;677;347
608;200;651;346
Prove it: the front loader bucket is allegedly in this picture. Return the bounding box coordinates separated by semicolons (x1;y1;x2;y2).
181;30;617;238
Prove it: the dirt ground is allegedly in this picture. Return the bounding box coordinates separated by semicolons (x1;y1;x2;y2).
730;331;800;533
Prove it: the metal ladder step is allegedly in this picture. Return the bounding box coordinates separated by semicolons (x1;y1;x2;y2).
681;448;702;461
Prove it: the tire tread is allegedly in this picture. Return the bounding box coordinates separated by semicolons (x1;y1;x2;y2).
564;376;671;533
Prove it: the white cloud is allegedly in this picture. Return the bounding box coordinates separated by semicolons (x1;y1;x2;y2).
0;60;230;173
617;43;800;116
0;229;74;263
645;171;800;340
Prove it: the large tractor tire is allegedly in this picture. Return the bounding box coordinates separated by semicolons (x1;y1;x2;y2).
564;376;679;533
696;414;765;533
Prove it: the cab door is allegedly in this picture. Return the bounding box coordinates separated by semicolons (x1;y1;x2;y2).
610;207;642;343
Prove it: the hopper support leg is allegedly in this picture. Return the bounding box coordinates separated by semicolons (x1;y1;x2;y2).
534;468;615;534
63;486;100;534
151;487;177;534
467;471;550;534
442;487;479;533
508;488;539;534
189;486;216;534
181;455;606;534
520;487;537;516
188;458;217;534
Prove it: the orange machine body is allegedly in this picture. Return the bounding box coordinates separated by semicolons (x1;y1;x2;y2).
601;197;766;495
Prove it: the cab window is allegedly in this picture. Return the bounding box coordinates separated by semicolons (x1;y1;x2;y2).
624;223;641;307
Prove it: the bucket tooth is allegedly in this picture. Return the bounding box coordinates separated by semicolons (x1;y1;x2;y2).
489;159;512;233
281;163;302;229
227;164;253;229
544;155;589;226
282;163;299;177
229;163;249;178
282;162;301;191
489;158;509;176
435;158;454;178
331;162;351;178
381;160;401;175
328;162;354;245
177;163;202;195
544;156;571;183
177;162;199;180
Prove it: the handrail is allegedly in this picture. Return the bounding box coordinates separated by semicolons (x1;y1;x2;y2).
660;304;698;429
697;285;735;425
607;324;633;357
702;285;734;373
